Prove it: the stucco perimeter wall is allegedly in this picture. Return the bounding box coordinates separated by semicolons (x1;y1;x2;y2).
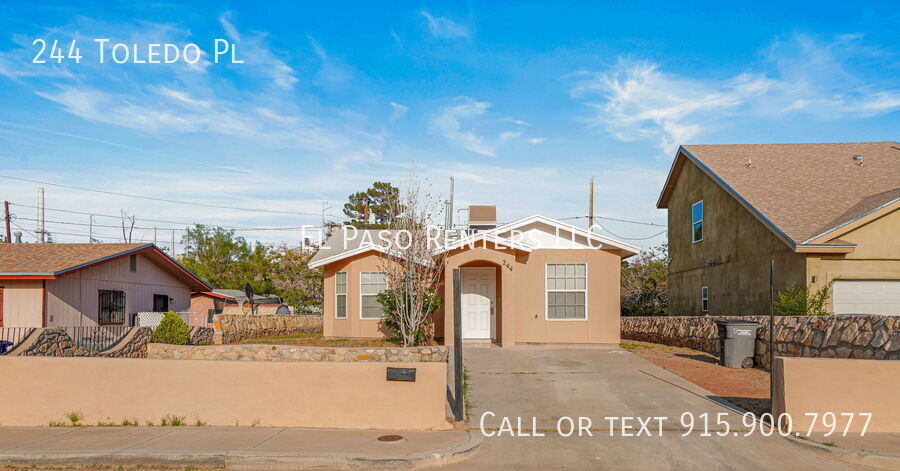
0;356;450;430
621;315;900;369
774;357;900;433
216;314;323;344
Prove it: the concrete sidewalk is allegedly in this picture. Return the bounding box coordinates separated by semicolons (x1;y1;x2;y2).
0;426;482;470
784;432;900;471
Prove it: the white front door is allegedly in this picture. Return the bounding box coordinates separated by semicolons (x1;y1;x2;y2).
833;280;900;316
461;267;496;339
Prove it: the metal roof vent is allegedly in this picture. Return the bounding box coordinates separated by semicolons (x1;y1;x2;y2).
467;205;497;230
853;154;864;167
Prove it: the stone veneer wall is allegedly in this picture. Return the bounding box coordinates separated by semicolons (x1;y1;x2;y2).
189;326;215;345
215;314;323;344
621;315;900;369
8;327;152;358
148;343;448;363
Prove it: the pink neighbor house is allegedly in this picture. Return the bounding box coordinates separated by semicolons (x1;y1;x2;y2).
308;214;640;347
0;243;210;327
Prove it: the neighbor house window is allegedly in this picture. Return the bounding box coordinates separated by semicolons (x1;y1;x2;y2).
701;286;709;312
546;263;587;320
99;290;126;324
335;272;348;319
360;272;387;319
692;200;704;243
129;254;137;272
153;294;169;312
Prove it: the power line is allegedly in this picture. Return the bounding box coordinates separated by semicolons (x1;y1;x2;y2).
0;174;337;217
558;215;667;228
16;216;327;232
597;227;668;241
8;203;335;231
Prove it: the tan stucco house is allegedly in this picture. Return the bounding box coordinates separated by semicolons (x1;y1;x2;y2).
658;142;900;316
0;243;210;327
308;215;639;347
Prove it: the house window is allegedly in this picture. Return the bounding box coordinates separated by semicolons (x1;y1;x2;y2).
692;200;704;243
153;294;169;312
546;263;587;320
701;286;709;312
99;290;126;324
335;272;348;319
359;272;387;319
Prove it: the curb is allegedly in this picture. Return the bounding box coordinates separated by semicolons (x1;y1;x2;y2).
782;433;900;471
0;431;484;471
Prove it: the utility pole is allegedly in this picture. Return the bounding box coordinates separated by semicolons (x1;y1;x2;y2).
4;201;11;243
88;215;93;242
588;177;595;232
37;187;45;243
171;229;176;256
153;227;158;246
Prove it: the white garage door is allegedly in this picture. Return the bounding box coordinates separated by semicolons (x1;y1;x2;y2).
833;280;900;316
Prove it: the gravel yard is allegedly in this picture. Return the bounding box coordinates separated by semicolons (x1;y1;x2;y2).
621;341;771;416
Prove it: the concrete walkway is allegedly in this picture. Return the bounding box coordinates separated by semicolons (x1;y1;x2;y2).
447;345;874;470
0;426;482;470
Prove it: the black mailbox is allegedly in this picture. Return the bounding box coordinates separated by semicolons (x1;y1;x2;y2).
386;367;417;382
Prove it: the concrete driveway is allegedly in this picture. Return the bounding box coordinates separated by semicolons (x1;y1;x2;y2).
448;344;866;471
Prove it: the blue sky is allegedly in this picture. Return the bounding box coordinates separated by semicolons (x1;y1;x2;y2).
1;1;898;250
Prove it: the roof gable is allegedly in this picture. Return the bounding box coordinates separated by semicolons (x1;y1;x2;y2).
657;142;900;249
489;215;641;257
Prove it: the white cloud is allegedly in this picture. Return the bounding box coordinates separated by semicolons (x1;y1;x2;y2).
308;36;354;91
219;12;297;90
389;102;408;121
431;97;527;156
571;34;900;154
528;137;546;144
419;11;471;40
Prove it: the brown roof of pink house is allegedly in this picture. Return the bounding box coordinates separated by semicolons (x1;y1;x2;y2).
658;142;900;246
0;243;210;290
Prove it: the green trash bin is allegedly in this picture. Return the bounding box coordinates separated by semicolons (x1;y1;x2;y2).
715;319;761;368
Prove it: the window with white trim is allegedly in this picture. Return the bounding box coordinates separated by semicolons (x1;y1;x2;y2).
360;272;387;319
692;200;704;243
546;263;587;320
701;286;709;312
335;272;347;319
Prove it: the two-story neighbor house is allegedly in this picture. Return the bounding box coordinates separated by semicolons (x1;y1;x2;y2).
0;243;210;327
658;142;900;316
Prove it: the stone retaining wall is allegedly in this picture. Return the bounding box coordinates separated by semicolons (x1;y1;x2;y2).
215;314;323;344
148;343;449;362
621;315;900;369
189;326;214;345
8;327;152;358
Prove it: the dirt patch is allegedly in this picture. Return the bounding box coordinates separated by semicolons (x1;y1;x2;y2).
622;341;770;416
237;333;403;348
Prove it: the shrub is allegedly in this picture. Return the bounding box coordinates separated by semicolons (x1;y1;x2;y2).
775;280;836;316
377;287;443;345
160;414;186;426
152;311;191;345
